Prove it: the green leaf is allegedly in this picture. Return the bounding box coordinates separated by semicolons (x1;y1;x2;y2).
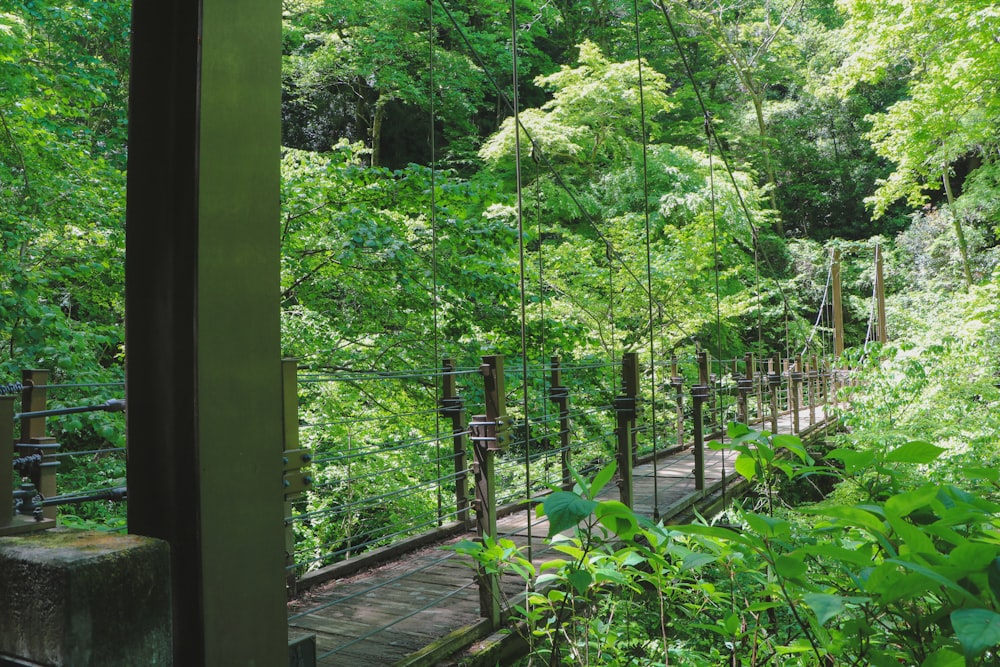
919;648;964;667
567;568;593;595
727;421;752;439
588;461;617;499
825;448;876;474
884;484;940;519
884;440;945;464
542;491;597;538
734;453;759;481
802;593;846;626
594;500;639;539
801;505;885;533
951;608;1000;659
744;512;790;539
774;554;807;580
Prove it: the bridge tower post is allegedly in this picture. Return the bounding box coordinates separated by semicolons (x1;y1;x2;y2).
125;0;287;662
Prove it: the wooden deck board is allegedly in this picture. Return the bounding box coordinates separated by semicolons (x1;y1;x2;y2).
288;407;835;665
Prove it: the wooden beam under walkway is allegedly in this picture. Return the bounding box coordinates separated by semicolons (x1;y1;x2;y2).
288;406;837;666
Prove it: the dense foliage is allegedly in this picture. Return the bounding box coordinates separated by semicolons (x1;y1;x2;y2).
3;0;1000;660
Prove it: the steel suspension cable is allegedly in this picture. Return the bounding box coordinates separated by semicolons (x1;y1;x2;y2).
428;0;444;527
632;0;661;520
654;0;798;354
706;121;728;505
509;0;533;560
434;0;696;343
801;248;834;355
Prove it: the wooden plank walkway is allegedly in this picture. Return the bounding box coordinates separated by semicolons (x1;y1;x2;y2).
287;408;834;666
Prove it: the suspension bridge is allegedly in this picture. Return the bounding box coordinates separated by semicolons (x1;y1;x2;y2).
0;0;898;663
4;338;852;665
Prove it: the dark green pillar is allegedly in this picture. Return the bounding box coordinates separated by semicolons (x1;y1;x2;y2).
125;0;285;664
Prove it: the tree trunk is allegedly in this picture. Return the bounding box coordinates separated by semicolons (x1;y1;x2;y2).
942;167;973;289
370;94;385;168
752;94;782;236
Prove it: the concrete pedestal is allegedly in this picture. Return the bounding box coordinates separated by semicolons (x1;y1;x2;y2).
0;530;171;666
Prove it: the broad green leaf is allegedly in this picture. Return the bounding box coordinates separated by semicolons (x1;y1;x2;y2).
774;554;807;580
803;593;846;626
802;505;885;533
886;559;979;604
734;453;759;481
773;434;809;462
567;568;592;595
744;512;790;538
884;440;945;464
543;491;597;538
825;448;876;474
798;543;875;567
919;648;964;667
951;608;1000;659
884;484;940;519
727;421;752;439
588;461;617;499
595;500;639;539
680;551;717;571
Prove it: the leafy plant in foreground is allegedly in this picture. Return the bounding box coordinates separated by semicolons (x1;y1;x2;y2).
455;427;1000;666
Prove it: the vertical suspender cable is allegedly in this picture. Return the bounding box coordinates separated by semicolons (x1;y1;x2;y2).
535;156;552;487
428;0;443;525
509;0;533;560
632;0;660;520
706;123;727;505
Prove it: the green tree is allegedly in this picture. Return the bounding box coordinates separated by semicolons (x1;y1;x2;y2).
830;0;1000;288
0;2;127;383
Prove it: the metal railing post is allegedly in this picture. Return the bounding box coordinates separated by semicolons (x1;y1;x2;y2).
614;353;638;508
737;353;753;426
441;358;471;529
790;356;803;434
691;352;710;491
548;357;572;491
767;356;781;435
470;355;508;626
670;356;685;449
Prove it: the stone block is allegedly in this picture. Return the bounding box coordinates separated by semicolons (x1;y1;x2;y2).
0;529;171;666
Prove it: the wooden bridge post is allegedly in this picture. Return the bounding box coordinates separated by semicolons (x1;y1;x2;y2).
440;358;471;528
281;359;314;596
790;356;803;434
737;353;753;426
691;352;710;491
767;356;781;434
614;353;638;508
470;355;508;626
18;370;60;522
808;355;818;427
670;356;685;449
548;357;572;491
